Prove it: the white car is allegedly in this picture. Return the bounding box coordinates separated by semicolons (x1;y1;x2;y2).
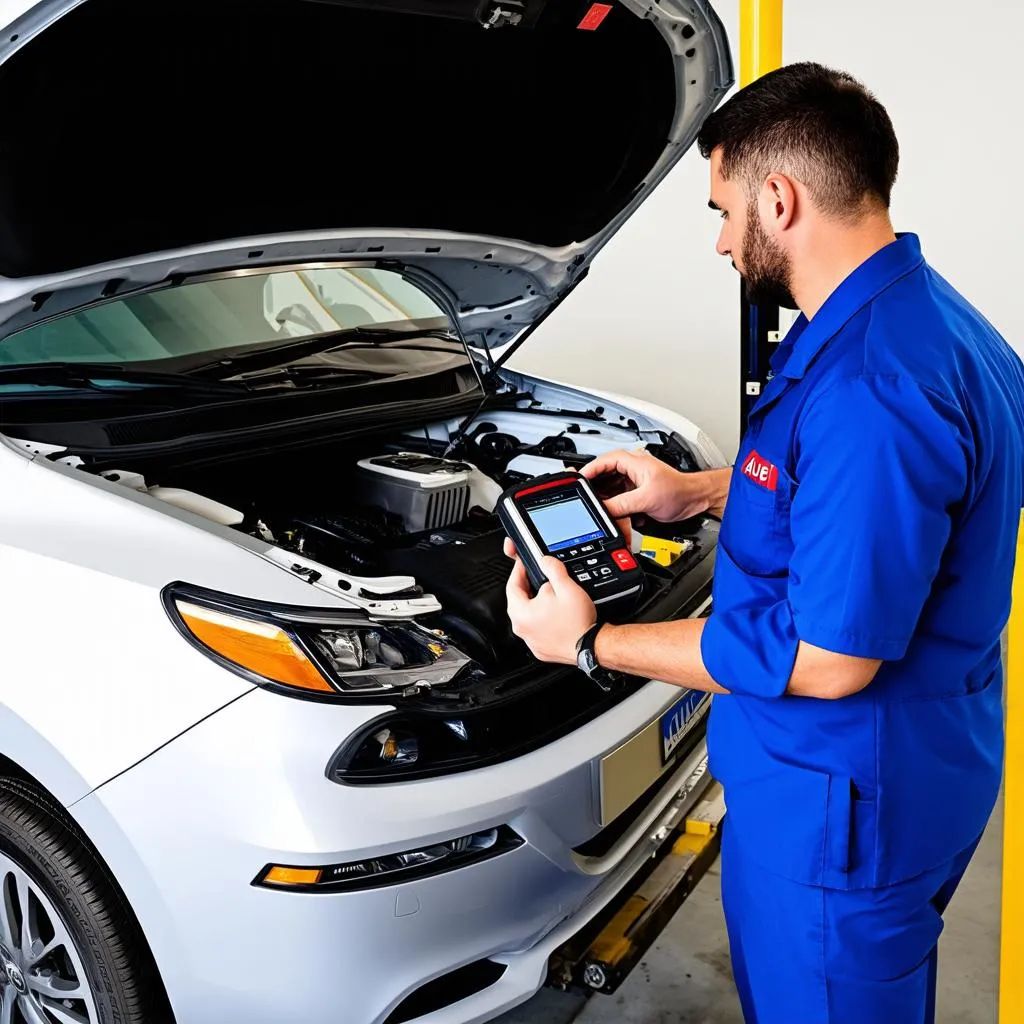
0;0;733;1021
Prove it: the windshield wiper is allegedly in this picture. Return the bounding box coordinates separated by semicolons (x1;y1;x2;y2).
0;362;249;397
229;365;389;388
187;327;460;379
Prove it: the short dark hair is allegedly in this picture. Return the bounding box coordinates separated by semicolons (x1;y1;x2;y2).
697;62;899;216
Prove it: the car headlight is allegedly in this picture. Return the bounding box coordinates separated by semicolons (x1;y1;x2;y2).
163;584;473;698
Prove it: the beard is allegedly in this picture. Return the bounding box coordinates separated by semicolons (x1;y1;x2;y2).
738;204;799;309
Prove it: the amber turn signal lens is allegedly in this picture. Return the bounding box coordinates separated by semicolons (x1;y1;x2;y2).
262;866;323;887
176;601;334;694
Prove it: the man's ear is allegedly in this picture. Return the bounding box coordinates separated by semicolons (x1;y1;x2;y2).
759;172;798;233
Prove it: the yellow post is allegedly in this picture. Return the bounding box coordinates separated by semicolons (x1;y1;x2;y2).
1001;514;1024;1021
739;0;783;89
737;0;784;429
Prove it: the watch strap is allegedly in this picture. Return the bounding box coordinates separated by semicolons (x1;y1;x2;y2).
576;623;616;690
576;623;603;657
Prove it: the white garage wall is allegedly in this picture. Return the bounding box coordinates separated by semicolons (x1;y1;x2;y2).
509;0;1023;461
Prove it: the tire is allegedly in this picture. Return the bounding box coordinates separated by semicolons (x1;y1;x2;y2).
0;777;172;1024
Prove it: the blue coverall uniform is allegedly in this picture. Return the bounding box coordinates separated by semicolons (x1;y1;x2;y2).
699;233;1024;1023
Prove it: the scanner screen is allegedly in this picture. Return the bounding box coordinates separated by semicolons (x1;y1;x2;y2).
530;497;607;552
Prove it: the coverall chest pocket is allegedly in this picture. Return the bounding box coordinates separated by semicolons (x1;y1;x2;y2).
719;448;794;579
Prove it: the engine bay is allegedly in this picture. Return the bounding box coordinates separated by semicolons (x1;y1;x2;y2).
87;412;716;676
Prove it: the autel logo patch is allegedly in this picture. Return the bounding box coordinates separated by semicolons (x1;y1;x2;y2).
742;451;778;491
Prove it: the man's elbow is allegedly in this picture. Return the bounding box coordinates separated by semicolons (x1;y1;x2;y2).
787;643;883;699
804;670;878;700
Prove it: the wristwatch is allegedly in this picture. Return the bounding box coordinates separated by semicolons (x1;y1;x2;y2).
575;623;616;691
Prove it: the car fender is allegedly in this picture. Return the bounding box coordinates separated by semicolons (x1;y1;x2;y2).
0;444;328;800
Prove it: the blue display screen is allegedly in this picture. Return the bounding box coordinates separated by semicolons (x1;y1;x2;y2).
530;497;607;552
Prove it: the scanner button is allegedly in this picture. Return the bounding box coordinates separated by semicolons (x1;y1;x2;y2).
611;549;637;570
585;557;599;566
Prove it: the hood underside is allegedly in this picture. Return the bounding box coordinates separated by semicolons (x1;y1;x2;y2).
0;0;732;344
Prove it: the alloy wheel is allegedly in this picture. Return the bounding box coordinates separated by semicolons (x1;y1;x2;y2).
0;852;98;1024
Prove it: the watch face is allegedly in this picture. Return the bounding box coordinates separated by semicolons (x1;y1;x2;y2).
578;648;599;676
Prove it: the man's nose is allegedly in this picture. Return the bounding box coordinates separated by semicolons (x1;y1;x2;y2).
716;232;730;258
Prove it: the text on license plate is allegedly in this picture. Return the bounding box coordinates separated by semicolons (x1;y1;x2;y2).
660;690;710;764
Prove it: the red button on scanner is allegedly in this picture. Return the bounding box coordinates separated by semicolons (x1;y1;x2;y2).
611;549;637;571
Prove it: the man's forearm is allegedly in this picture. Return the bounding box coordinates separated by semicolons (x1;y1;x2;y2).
594;619;729;693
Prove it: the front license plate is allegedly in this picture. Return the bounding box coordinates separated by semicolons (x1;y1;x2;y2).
598;690;712;826
660;690;710;765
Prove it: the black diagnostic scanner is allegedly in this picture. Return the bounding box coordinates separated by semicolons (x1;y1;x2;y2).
498;471;644;605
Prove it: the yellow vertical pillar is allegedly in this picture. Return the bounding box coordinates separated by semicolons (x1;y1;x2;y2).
739;0;783;89
1002;514;1023;1021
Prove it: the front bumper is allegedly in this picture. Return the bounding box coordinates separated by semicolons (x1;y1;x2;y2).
72;682;714;1024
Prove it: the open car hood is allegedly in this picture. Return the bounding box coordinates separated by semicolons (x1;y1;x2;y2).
0;0;732;358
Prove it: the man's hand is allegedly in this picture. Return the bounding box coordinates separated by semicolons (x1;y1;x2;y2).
504;540;597;665
582;449;729;522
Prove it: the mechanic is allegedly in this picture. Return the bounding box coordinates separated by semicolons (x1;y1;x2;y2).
504;62;1024;1024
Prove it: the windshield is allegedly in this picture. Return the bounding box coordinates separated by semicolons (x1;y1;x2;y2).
0;267;451;367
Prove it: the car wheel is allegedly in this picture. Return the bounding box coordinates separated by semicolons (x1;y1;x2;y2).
0;777;170;1024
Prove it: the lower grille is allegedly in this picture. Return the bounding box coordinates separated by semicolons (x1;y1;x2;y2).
383;960;507;1023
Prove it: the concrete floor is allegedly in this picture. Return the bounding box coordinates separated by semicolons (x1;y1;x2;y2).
499;793;1003;1024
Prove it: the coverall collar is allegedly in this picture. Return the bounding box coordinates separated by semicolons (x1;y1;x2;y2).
770;232;926;381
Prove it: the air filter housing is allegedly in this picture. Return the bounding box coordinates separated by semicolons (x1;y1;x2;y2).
354;453;472;532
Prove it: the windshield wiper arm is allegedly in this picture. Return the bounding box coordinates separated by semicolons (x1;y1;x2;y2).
0;362;249;395
187;327;459;379
230;364;389;388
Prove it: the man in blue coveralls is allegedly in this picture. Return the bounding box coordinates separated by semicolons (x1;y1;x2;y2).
504;63;1024;1022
